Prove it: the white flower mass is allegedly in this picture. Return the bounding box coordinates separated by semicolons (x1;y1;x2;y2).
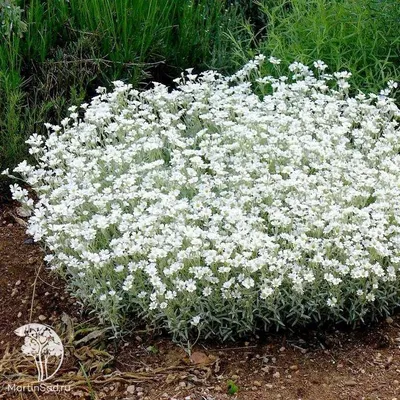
9;56;400;340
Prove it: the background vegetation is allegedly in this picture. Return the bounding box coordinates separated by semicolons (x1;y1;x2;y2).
0;0;399;174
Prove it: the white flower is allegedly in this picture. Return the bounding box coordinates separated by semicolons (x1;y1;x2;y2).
268;56;281;65
242;277;255;289
313;60;328;71
191;315;201;326
260;286;273;299
327;297;337;308
366;293;375;302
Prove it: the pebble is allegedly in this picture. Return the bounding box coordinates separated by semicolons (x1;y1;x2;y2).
38;315;46;321
394;380;399;385
17;312;22;318
279;347;285;352
126;385;136;394
289;365;298;371
214;386;222;392
137;393;144;398
344;380;357;386
15;280;21;286
266;384;273;389
386;316;394;324
231;374;239;380
273;372;280;379
178;381;186;388
253;380;262;387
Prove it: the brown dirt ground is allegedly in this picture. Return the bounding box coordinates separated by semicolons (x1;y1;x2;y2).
1;201;400;400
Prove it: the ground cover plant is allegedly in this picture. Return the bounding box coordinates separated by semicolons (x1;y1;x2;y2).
7;56;400;342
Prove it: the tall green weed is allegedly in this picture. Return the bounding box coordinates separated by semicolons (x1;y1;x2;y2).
241;0;400;95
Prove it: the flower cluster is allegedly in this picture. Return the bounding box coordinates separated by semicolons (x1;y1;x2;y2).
7;56;400;340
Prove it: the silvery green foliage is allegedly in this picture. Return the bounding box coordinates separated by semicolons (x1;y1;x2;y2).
0;1;27;39
8;56;400;340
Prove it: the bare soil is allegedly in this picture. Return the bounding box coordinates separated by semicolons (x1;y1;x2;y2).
1;201;400;400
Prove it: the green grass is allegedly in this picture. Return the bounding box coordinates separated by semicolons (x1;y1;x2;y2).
240;0;400;95
0;1;26;171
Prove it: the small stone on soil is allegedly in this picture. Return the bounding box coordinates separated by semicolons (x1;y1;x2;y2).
38;315;46;321
126;385;136;394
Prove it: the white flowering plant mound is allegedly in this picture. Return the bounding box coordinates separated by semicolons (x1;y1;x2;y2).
7;56;400;341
